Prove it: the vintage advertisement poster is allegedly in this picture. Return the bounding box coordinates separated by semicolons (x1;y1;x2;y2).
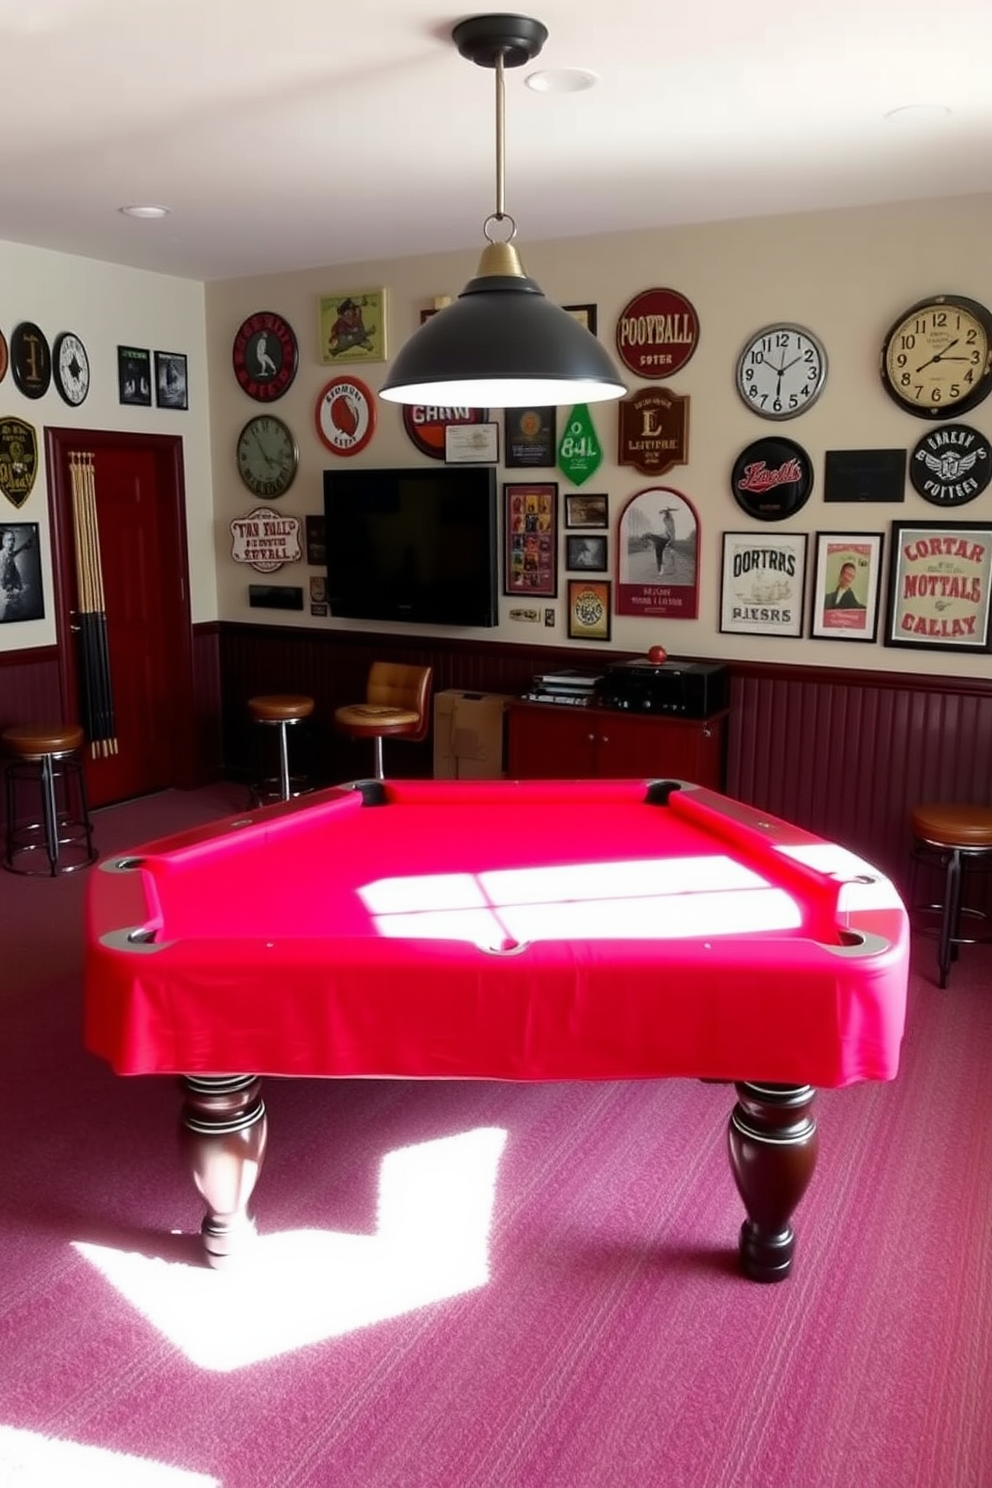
616;485;699;619
885;522;992;652
810;532;884;642
719;531;807;638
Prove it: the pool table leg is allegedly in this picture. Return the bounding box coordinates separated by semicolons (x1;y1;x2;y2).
727;1082;818;1283
178;1075;268;1268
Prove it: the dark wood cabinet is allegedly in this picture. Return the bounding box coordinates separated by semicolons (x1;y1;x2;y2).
506;700;728;788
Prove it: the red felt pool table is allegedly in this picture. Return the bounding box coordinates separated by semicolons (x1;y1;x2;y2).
85;777;909;1281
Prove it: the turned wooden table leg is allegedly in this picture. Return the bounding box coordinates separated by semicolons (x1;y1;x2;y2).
727;1082;818;1283
179;1074;267;1268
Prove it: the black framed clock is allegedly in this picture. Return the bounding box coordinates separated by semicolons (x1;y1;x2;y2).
53;331;91;407
232;311;299;402
10;321;51;399
236;414;299;498
880;294;992;419
735;323;827;419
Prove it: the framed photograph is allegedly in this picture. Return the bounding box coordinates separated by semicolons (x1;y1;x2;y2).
504;482;558;597
567;578;611;641
154;350;188;410
305;514;326;566
566;533;608;572
0;521;43;622
884;521;992;653
318;289;386;365
565;493;608;528
564;304;598;335
616;485;700;619
810;532;884;642
720;530;807;638
117;346;152;406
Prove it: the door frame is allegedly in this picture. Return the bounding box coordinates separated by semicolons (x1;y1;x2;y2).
45;426;200;791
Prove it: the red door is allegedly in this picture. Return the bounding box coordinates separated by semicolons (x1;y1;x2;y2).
46;429;197;808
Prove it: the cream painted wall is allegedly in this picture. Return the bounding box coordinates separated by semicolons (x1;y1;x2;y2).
0;240;215;655
206;192;992;680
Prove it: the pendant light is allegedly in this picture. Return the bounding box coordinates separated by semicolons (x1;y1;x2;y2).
380;13;626;409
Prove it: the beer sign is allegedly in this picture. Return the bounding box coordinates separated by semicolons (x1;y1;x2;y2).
615;289;699;380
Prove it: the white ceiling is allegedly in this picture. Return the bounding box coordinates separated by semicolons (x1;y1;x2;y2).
3;0;992;283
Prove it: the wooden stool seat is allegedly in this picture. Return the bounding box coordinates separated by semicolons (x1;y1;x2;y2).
247;694;315;805
910;801;992;987
3;723;86;759
2;721;96;876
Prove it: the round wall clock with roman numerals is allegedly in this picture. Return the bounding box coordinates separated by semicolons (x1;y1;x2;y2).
880;294;992;419
236;414;299;498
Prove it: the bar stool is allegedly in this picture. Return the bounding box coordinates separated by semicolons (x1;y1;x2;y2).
910;802;992;987
247;693;315;805
2;722;97;876
334;662;432;780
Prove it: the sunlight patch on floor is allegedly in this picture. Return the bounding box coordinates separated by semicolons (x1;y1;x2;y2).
75;1127;507;1373
0;1428;218;1487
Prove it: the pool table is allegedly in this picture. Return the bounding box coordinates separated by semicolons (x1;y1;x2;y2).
84;777;909;1281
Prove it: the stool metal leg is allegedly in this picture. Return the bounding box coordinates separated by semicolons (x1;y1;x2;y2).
939;849;963;989
372;735;385;780
40;753;59;875
277;722;291;802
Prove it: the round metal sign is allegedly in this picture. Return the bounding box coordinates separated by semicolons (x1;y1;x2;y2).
909;423;992;507
731;436;814;521
615;288;699;379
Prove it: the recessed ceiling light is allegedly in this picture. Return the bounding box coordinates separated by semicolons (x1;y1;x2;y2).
525;67;598;94
883;104;952;124
119;204;171;219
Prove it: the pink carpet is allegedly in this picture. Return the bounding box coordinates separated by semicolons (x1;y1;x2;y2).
0;784;989;1487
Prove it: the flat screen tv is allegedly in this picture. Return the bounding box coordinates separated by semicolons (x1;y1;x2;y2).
323;465;499;628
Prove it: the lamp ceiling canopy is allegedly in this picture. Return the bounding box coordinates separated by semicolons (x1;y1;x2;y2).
379;13;627;409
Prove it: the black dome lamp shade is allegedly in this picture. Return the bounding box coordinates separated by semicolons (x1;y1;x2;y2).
379;14;627;410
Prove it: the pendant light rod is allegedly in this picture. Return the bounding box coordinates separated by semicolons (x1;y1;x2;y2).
495;51;505;223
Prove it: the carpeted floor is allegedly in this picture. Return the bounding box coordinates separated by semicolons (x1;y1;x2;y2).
1;784;990;1488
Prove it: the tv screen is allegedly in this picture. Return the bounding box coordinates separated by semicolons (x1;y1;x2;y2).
323;466;499;628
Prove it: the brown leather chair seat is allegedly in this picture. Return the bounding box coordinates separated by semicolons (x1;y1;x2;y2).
247;693;315;805
2;721;97;876
910;802;992;988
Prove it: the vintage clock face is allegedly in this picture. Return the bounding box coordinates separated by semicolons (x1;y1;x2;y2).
735;324;827;420
236;414;299;498
53;331;90;406
880;294;992;419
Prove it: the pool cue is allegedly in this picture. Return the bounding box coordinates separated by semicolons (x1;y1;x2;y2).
69;453;118;758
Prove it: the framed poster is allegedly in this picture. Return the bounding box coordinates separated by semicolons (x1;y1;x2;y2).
117;346;152;406
564;303;598;335
504;482;557;597
154;350;188;410
566;533;608;572
318;289;386;365
0;521;43;622
616;485;699;619
504;406;556;467
720;530;807;638
568;578;611;641
810;532;884;642
884;521;992;652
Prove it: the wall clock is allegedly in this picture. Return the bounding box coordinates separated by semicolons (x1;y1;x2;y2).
315;376;376;456
236;414;299;498
232;310;299;402
880;294;992;419
735;324;827;419
10;321;51;399
53;331;91;406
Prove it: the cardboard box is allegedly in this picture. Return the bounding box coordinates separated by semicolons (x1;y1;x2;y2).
434;690;513;779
